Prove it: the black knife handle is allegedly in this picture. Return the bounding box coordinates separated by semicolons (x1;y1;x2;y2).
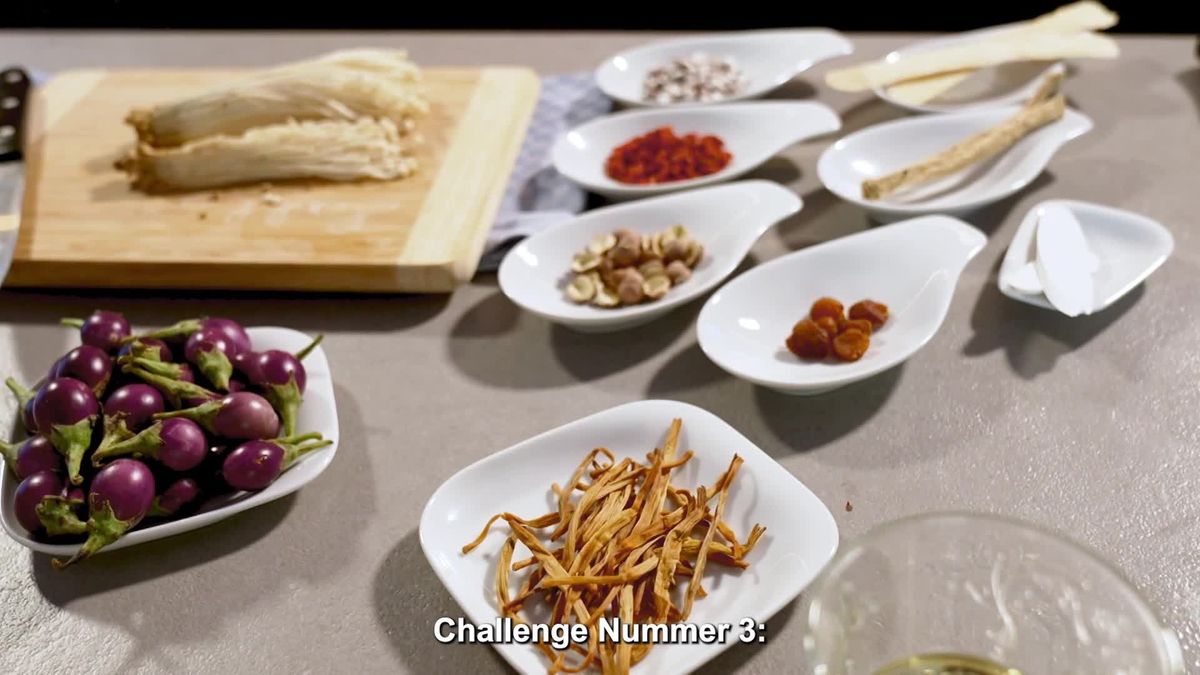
0;67;30;161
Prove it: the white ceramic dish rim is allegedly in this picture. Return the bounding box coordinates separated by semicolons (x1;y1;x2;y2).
998;198;1175;312
0;326;340;556
418;398;840;674
554;101;841;198
872;22;1065;113
817;106;1093;216
595;28;854;107
497;180;803;329
697;216;986;391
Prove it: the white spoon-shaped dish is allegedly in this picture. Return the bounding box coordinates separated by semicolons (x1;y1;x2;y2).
499;180;802;332
999;199;1174;314
1;327;339;557
596;29;853;107
553;101;840;199
698;215;986;395
818;105;1092;222
874;24;1066;114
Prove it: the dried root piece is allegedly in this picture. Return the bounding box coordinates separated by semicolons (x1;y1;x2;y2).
127;49;428;147
861;89;1066;201
116;118;417;193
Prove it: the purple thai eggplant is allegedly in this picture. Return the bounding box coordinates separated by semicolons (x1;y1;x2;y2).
49;345;112;397
5;377;38;434
155;391;279;441
148;477;202;518
61;310;130;352
53;459;155;569
184;327;243;392
222;432;331;491
249;334;323;437
92;417;207;472
32;378;100;485
1;436;62;480
105;384;165;431
15;471;63;533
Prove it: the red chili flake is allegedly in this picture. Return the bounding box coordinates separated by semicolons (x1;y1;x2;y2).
604;126;733;184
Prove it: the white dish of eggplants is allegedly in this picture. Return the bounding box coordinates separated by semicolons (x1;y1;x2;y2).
1;311;338;566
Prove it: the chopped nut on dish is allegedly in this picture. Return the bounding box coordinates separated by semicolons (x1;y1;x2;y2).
563;224;705;308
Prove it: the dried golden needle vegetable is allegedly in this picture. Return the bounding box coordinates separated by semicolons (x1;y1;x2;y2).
462;419;764;674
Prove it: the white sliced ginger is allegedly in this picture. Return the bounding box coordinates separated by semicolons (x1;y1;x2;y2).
887;2;1118;105
827;30;1117;93
127;48;428;147
117;117;417;193
1035;203;1095;316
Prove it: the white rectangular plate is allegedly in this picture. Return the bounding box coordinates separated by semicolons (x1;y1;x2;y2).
1;326;339;556
420;399;838;674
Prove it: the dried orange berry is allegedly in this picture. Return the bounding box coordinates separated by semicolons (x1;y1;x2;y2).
815;316;840;339
786;318;830;360
848;300;889;329
832;328;870;362
839;318;873;336
810;297;845;323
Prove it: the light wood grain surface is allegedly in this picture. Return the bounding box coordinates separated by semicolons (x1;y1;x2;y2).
6;66;539;292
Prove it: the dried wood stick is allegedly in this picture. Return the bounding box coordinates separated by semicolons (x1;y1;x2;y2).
861;94;1066;201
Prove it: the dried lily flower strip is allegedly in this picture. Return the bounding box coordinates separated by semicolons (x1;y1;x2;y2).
462;419;764;675
605;126;732;185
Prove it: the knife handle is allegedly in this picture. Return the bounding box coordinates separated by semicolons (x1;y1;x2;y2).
0;67;30;161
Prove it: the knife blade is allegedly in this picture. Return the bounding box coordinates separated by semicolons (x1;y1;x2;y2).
0;66;30;282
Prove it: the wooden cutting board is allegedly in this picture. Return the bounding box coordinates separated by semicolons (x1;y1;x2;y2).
5;66;540;292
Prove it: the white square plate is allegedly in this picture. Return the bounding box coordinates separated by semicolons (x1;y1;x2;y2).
1;326;339;556
420;399;838;674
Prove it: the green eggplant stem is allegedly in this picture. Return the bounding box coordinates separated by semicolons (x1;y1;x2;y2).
37;495;88;537
60;317;84;329
124;318;202;344
154;398;220;434
264;377;302;438
50;417;95;485
283;437;334;470
295;334;325;361
5;377;35;407
124;365;216;409
117;341;166;364
194;347;233;392
93;420;164;466
52;502;139;570
122;356;186;380
91;415;139;467
1;440;16;476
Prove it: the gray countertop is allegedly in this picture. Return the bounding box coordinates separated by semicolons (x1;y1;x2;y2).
1;30;1198;675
